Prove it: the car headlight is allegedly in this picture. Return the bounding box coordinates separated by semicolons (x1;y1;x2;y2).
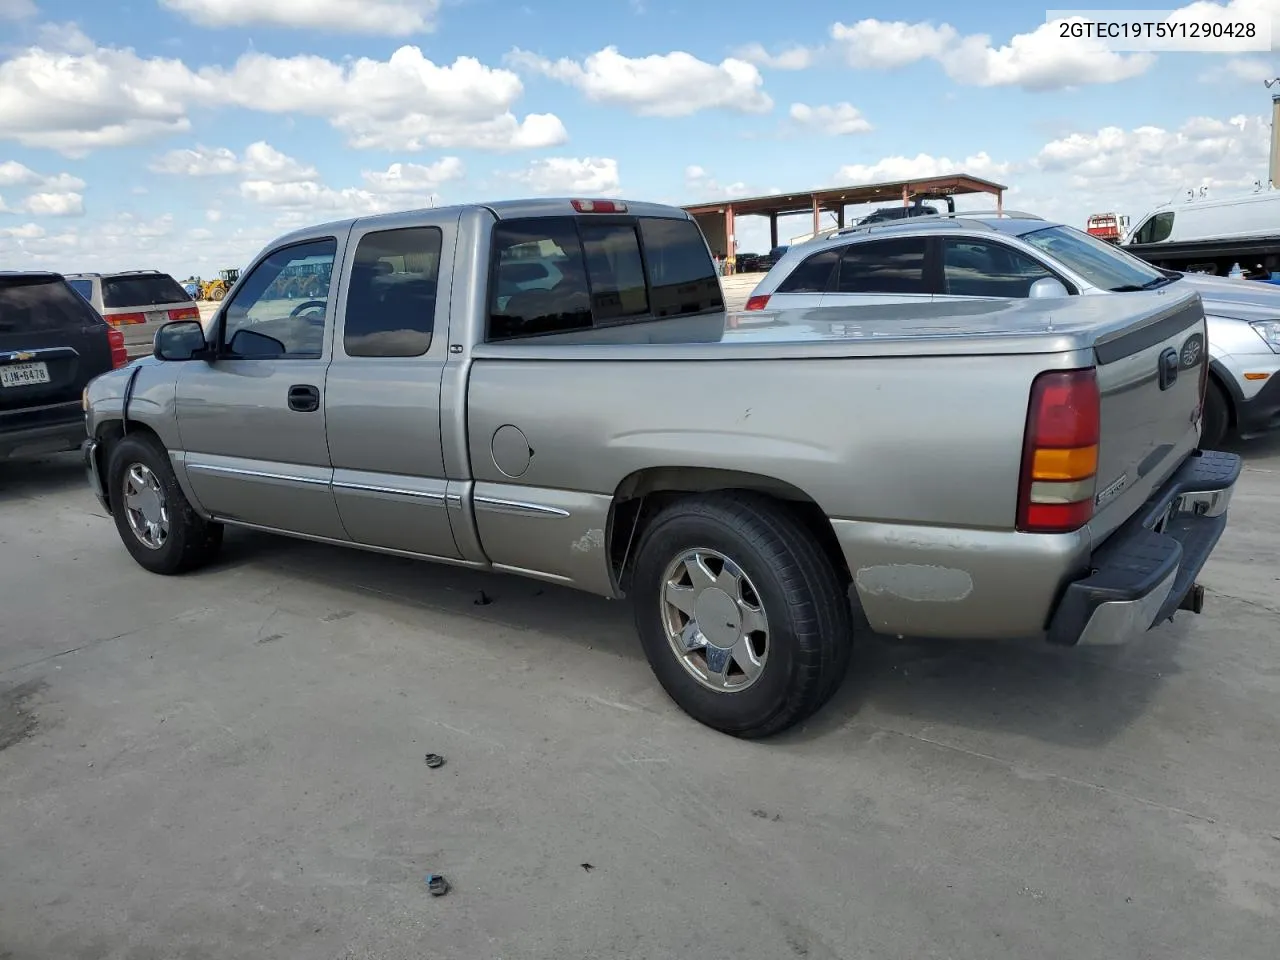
81;386;89;412
1249;320;1280;353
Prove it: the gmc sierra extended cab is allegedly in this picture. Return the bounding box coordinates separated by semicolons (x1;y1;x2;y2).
81;198;1241;738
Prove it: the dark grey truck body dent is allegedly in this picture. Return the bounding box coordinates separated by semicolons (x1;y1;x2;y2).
82;199;1240;724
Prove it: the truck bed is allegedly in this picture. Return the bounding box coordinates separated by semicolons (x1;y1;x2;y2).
472;284;1205;360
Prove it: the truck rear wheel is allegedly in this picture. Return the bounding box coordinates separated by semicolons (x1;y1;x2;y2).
630;492;853;738
107;433;224;575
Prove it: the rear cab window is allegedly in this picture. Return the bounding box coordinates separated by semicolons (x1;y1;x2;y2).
0;275;104;334
486;215;723;341
102;274;191;308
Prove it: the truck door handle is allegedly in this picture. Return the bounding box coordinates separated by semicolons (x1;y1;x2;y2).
288;384;320;412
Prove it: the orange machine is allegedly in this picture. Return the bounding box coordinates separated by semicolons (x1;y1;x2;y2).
1085;213;1124;243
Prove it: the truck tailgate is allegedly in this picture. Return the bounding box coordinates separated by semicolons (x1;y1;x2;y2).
1088;288;1207;544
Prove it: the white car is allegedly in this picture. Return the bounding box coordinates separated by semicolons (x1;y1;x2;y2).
746;213;1280;446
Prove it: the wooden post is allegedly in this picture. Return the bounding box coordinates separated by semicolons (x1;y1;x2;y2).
812;195;820;237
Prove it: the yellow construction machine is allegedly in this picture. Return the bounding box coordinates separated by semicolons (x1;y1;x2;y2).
200;268;240;301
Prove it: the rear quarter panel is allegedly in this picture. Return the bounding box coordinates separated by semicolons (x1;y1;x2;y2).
465;348;1096;635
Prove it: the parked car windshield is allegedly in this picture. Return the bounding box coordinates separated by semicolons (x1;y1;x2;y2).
102;274;191;308
1019;224;1168;292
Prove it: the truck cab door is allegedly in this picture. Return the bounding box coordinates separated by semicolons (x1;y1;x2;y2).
175;236;346;540
323;211;464;560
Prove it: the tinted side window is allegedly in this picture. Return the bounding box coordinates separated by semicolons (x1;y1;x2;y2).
344;226;442;358
68;279;93;302
941;239;1057;298
488;218;592;341
0;277;102;333
834;238;928;294
580;222;648;323
223;238;336;359
1133;211;1174;245
638;217;723;317
777;248;839;293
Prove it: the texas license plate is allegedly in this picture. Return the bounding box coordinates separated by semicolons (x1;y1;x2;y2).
0;361;50;387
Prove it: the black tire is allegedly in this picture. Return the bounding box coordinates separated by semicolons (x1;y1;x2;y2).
630;492;853;739
1202;378;1231;449
106;432;223;575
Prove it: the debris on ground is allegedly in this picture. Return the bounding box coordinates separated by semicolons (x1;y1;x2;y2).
423;753;444;768
425;874;450;896
581;863;594;872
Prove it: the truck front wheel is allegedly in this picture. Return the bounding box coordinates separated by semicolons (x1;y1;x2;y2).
630;492;853;738
107;433;224;575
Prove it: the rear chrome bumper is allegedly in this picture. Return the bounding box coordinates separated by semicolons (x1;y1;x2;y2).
82;438;110;513
1048;449;1242;646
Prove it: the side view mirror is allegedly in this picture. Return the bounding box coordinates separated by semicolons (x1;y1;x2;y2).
228;328;287;359
1028;277;1070;299
153;320;209;361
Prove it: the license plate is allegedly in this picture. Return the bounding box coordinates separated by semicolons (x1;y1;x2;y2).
146;310;167;324
0;361;50;387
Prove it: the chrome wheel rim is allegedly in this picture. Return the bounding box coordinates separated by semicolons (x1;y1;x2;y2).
660;548;770;693
123;462;169;550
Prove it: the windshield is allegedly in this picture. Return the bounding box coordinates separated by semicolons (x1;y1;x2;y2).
1020;224;1166;291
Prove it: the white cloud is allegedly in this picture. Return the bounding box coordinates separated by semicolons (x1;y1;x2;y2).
149;142;318;182
1;222;45;239
507;157;621;194
1032;114;1269;201
507;46;772;116
829;17;1153;90
159;0;441;35
0;40;203;154
684;165;751;200
732;42;815;70
0;0;36;18
830;19;957;69
0;36;565;155
0;161;86;213
835;151;1015;184
240;142;319;182
149;145;240;176
788;102;872;135
361;157;465;194
20;191;85;216
1201;55;1277;82
0;160;40;187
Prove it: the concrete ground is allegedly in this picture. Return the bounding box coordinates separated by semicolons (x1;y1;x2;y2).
2;439;1278;958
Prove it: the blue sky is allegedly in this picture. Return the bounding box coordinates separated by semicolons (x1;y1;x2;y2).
0;0;1276;278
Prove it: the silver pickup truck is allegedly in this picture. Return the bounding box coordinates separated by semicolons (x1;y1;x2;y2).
81;198;1242;738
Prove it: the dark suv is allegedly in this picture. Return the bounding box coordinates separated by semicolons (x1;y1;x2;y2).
1;272;126;460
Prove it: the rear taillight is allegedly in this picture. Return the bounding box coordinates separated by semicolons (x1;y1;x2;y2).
744;295;770;311
107;312;147;326
169;306;200;321
1016;368;1100;533
107;327;128;368
570;199;627;213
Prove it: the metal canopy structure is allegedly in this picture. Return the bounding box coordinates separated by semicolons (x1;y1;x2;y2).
682;173;1008;268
